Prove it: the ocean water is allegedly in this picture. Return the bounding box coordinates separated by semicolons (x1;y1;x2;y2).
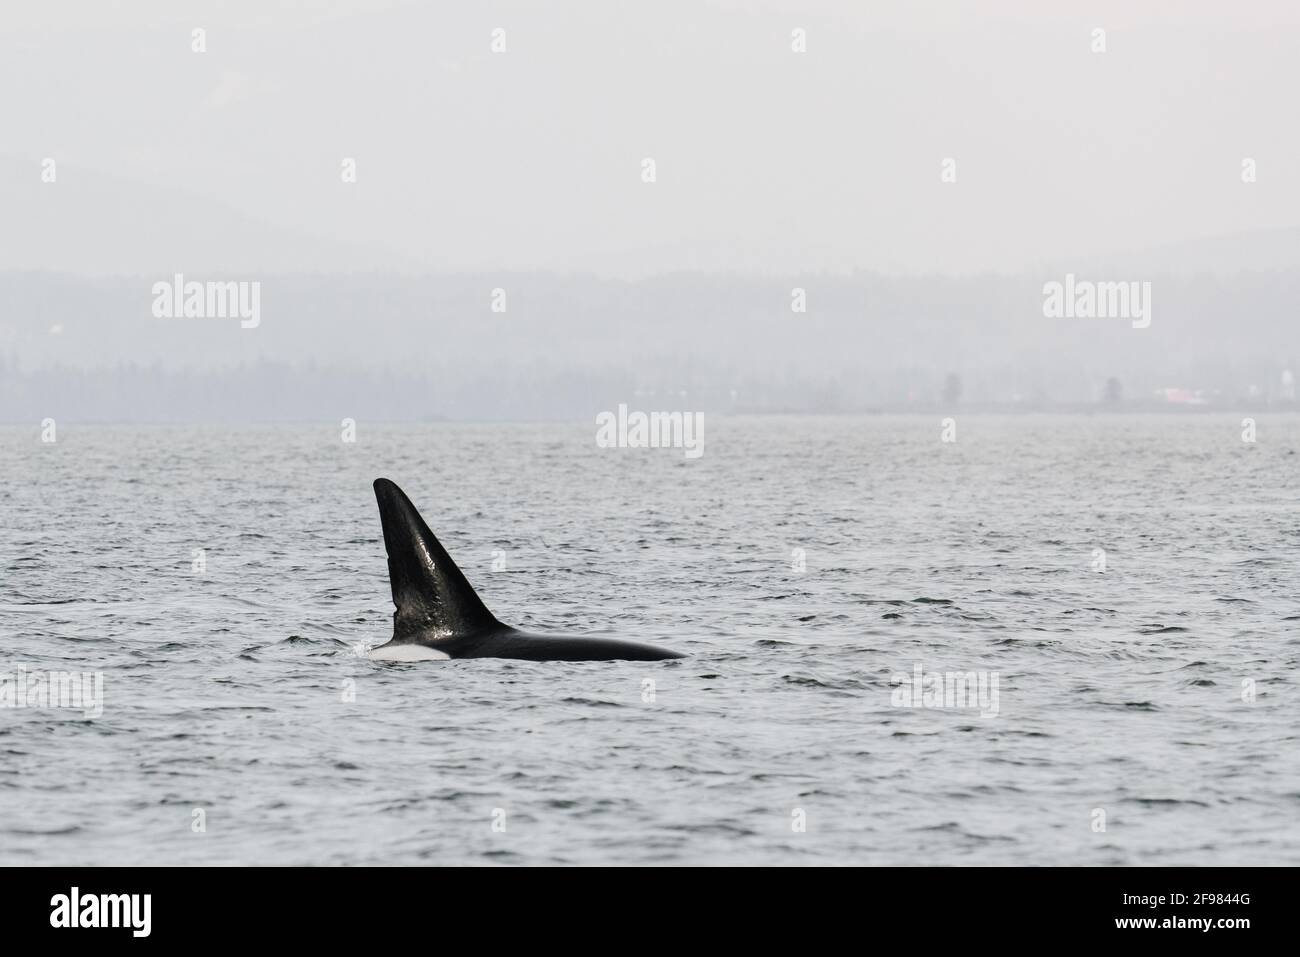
1;415;1297;866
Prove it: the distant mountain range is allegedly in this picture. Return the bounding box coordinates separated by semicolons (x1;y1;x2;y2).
4;153;1299;278
0;155;421;276
1045;226;1300;277
0;264;1296;422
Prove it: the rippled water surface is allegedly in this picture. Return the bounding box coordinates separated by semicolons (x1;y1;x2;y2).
1;416;1298;865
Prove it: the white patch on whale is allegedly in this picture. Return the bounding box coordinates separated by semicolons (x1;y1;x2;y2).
367;644;451;661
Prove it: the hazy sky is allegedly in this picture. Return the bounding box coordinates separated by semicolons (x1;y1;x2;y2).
2;1;1298;276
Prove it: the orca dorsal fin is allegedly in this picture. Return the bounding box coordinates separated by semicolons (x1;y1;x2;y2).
372;478;499;641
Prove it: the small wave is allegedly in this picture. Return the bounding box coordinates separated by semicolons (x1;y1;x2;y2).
560;697;623;708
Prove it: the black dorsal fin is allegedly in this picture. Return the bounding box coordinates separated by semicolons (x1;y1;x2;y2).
372;478;499;641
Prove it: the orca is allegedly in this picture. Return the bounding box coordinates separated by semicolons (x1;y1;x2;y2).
367;478;686;662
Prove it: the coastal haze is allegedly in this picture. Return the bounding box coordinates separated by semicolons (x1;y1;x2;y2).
1;0;1298;419
2;2;1299;868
